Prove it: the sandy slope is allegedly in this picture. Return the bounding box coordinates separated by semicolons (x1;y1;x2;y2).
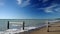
30;23;60;34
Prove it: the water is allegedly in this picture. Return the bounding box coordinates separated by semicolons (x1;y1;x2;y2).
0;19;47;31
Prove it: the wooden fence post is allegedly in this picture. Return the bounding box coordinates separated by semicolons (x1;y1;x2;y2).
23;21;25;30
47;22;49;32
7;21;9;29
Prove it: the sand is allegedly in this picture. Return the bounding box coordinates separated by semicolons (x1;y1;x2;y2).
29;23;60;34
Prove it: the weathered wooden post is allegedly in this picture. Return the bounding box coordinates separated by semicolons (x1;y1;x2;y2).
7;21;9;29
23;21;25;30
47;22;49;32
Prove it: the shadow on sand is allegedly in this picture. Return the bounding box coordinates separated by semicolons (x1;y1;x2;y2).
48;30;60;32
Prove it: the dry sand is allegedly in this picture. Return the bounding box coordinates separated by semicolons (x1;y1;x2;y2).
29;23;60;34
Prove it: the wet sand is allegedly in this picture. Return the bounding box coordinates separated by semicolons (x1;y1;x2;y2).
29;23;60;34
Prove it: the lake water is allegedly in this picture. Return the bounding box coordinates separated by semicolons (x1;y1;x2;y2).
0;19;47;31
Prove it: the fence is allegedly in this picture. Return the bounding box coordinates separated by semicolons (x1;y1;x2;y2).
47;22;60;32
7;21;25;30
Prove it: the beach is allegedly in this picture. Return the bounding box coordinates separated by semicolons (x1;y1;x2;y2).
29;22;60;34
0;19;60;34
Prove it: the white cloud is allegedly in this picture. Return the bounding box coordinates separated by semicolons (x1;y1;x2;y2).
44;5;57;13
54;6;60;12
44;9;53;13
16;0;30;7
38;4;59;13
17;0;22;5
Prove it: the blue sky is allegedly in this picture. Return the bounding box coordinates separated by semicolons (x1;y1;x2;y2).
0;0;60;19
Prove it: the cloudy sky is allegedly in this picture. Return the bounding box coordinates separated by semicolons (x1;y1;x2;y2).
0;0;60;19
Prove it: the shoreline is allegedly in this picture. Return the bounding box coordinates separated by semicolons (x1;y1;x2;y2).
0;24;47;34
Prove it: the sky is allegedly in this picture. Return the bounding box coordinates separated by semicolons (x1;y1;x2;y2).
0;0;60;19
